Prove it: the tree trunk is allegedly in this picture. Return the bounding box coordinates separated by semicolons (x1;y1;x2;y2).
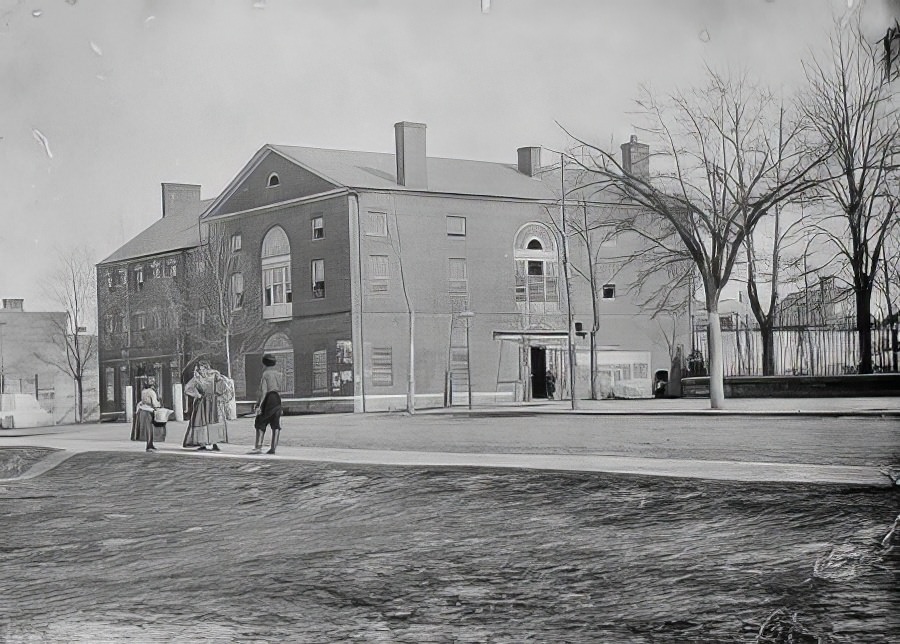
760;320;775;376
589;330;598;400
856;287;873;374
707;302;726;409
75;375;84;423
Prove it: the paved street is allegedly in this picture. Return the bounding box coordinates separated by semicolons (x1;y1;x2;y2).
1;400;898;641
3;398;899;486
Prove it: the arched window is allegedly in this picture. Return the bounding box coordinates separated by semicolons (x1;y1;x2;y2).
267;173;280;188
263;332;294;393
514;223;560;313
261;226;292;319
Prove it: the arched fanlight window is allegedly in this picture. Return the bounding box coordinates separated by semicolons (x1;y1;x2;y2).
267;173;280;188
513;223;560;312
261;226;292;319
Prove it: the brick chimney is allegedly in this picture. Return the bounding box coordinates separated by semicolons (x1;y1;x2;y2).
394;122;427;189
517;147;541;177
161;183;202;219
621;135;650;181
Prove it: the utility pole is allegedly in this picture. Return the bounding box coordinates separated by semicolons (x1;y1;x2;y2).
561;154;577;410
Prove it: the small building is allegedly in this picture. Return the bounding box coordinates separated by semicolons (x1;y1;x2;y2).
0;298;98;425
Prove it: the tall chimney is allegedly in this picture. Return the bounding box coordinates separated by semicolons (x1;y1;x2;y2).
621;135;650;181
394;122;427;189
161;183;202;219
517;147;541;177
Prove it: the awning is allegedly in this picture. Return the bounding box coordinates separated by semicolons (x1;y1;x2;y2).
492;330;570;345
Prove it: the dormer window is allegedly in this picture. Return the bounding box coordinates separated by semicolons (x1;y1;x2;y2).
267;173;280;188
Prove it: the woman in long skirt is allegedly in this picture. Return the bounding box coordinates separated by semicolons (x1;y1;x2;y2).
130;377;164;452
182;361;233;451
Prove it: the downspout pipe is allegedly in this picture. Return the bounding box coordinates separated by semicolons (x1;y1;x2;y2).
349;190;366;412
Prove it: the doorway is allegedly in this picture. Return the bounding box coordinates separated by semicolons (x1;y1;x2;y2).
530;346;548;398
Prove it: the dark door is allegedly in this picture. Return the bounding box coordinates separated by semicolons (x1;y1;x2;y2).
530;347;547;398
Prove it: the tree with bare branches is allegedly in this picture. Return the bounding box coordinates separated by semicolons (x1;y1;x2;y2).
189;223;269;381
40;246;98;423
801;22;899;373
563;70;825;408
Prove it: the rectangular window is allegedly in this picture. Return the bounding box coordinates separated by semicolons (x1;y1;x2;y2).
104;314;115;334
231;234;242;252
447;216;466;236
312;216;324;240
105;271;113;289
231;272;244;310
369;254;390;293
312;349;328;391
197;309;207;326
263;266;292;306
116;269;127;286
134;265;144;289
448;258;468;295
116;313;126;333
311;259;325;298
133;312;146;331
150;260;162;279
372;347;393;386
336;340;353;364
164;258;177;277
366;211;387;237
602;284;616;300
104;367;115;404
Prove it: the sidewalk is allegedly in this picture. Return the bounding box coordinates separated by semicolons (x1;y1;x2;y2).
2;396;898;486
427;395;900;416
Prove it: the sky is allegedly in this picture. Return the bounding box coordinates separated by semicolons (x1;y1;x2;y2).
1;0;898;313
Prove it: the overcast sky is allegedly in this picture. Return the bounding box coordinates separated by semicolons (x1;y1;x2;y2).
1;0;897;312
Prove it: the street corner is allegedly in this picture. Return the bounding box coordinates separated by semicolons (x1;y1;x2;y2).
0;446;73;482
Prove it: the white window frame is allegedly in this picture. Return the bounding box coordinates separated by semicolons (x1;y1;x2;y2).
231;233;242;252
231;272;244;310
447;216;466;236
448;258;468;295
602;283;616;300
311;259;325;299
312;349;328;392
312;216;324;240
369;254;390;294
267;172;280;188
262;226;292;319
366;211;387;237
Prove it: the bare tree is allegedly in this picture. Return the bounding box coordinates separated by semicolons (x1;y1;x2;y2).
801;22;899;373
190;223;269;379
564;70;824;408
40;246;98;423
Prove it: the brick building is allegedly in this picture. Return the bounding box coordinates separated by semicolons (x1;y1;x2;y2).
96;185;214;419
97;123;687;415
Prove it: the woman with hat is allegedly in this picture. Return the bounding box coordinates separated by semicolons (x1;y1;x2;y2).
130;376;164;452
252;354;284;454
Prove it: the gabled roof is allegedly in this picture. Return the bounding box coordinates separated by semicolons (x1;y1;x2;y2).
99;199;214;265
267;145;556;200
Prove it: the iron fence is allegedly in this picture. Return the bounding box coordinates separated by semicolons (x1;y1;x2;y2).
691;319;899;376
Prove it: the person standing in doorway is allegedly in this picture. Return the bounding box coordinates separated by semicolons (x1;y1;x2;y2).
252;354;284;455
545;369;557;400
